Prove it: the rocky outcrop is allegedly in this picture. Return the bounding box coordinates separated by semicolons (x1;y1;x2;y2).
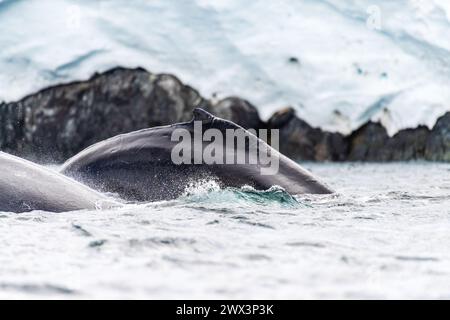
347;123;429;161
0;67;260;162
1;68;207;161
346;113;449;161
425;112;450;161
270;109;449;162
209;97;262;130
268;108;348;161
0;67;448;162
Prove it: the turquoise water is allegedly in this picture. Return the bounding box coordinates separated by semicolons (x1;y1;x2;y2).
0;163;449;299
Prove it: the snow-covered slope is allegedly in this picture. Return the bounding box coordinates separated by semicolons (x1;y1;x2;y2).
1;0;449;135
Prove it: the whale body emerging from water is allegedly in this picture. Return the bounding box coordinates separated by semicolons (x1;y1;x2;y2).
61;109;333;202
0;152;113;213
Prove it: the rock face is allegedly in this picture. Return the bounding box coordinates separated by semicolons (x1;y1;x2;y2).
270;109;449;162
425;112;450;161
0;68;259;162
346;113;449;161
209;97;262;130
347;123;430;161
0;67;449;162
268;108;348;161
1;68;208;161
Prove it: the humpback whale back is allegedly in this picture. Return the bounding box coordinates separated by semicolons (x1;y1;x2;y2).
61;109;333;202
0;152;114;213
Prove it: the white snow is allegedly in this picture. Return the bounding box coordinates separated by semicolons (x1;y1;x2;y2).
0;0;449;135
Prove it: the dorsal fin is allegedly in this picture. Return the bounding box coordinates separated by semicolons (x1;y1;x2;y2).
192;108;215;123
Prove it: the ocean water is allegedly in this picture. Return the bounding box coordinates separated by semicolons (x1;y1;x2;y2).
0;162;449;299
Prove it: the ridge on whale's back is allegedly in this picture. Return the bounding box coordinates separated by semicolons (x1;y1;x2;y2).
61;109;333;202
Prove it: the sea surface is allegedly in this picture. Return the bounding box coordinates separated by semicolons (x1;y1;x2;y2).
0;162;449;299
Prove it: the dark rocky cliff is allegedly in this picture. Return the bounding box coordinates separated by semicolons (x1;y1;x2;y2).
0;67;448;162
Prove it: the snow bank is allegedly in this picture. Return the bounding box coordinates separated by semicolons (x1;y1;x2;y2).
1;0;449;135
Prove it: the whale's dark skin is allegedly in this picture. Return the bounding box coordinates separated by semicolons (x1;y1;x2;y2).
0;152;114;213
61;109;333;202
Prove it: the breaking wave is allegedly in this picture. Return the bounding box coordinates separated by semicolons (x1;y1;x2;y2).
180;180;300;208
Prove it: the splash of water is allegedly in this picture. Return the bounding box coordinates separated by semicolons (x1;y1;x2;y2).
180;180;300;208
